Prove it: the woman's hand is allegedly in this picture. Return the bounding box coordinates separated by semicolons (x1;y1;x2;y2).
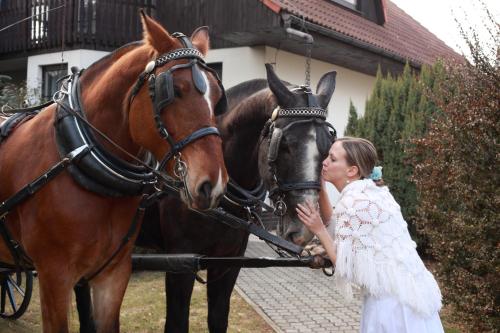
296;201;326;236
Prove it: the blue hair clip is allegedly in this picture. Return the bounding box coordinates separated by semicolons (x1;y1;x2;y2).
370;166;383;181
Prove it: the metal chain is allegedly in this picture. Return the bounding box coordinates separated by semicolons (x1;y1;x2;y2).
305;43;312;87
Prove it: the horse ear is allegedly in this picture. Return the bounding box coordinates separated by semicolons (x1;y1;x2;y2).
265;63;294;106
140;10;175;53
316;71;337;109
191;26;210;56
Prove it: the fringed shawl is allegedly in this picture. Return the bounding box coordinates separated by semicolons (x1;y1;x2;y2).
331;179;442;317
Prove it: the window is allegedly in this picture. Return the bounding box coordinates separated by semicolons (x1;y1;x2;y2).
207;62;223;81
42;64;67;101
77;0;97;35
31;1;49;42
329;0;358;11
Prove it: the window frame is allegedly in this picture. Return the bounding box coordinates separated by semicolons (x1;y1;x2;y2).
41;64;68;101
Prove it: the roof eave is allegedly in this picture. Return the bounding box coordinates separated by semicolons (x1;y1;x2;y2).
284;13;423;69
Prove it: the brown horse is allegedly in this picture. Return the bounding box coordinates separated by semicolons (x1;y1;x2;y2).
0;13;227;332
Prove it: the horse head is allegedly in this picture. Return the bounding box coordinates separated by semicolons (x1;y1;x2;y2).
259;64;337;246
128;14;228;210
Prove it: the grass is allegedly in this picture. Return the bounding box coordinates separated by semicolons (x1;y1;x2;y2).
0;271;274;333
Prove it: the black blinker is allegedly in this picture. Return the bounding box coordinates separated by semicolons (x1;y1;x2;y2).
153;71;175;112
192;63;207;95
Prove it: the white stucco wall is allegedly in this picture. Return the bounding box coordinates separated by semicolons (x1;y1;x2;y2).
26;49;108;102
206;46;375;138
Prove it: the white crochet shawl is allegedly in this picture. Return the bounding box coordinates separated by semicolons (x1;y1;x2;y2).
330;179;442;317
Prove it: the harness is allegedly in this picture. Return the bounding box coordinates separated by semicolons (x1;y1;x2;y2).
263;86;336;219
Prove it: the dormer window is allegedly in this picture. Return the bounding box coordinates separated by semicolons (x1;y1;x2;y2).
330;0;358;11
329;0;385;25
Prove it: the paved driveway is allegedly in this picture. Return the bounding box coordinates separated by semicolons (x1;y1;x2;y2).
236;237;362;333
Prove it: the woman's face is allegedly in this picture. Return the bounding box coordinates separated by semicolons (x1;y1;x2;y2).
322;141;356;191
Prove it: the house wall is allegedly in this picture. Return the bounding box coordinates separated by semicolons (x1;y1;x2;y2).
26;49;108;102
206;46;375;137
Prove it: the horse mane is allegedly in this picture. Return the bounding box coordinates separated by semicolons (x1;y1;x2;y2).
80;41;145;82
221;78;298;134
220;79;274;133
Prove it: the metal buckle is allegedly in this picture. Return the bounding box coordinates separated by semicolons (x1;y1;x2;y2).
173;153;187;179
273;197;287;216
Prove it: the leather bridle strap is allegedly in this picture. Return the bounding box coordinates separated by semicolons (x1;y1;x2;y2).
272;181;322;194
157;126;220;171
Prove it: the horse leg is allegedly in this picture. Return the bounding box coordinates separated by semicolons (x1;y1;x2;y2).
91;260;131;333
74;281;96;333
206;267;242;333
37;267;75;333
164;273;196;333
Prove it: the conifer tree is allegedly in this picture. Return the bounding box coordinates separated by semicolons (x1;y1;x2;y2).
344;100;358;136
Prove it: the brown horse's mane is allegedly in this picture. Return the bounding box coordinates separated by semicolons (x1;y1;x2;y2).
80;41;145;83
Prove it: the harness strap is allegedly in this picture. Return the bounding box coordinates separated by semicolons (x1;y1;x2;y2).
157;126;220;171
278;181;322;192
0;145;89;270
0;100;53;115
223;179;273;212
83;192;151;282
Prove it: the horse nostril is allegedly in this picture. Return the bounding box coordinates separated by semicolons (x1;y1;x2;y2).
199;181;212;201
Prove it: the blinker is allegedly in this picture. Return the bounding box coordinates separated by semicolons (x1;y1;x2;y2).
191;63;207;94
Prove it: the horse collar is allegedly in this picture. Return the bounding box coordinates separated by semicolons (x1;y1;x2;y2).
54;70;158;197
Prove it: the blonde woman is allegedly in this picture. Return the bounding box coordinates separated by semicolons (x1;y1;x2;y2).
297;137;444;333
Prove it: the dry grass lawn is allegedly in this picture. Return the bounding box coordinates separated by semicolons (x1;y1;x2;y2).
0;271;274;333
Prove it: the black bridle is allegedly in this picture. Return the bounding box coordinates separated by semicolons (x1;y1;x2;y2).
128;33;226;190
263;86;337;217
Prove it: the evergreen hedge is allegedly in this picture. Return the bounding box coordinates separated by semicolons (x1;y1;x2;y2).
345;63;443;245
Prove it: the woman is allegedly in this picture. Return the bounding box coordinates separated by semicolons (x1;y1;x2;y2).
297;137;444;333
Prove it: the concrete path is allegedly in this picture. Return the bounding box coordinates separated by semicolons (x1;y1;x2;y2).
235;237;362;333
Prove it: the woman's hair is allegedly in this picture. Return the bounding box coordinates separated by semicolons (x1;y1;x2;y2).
337;137;378;179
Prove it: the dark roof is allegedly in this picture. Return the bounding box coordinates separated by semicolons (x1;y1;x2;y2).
262;0;462;66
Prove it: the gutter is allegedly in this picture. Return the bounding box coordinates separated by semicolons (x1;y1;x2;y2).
282;13;422;69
